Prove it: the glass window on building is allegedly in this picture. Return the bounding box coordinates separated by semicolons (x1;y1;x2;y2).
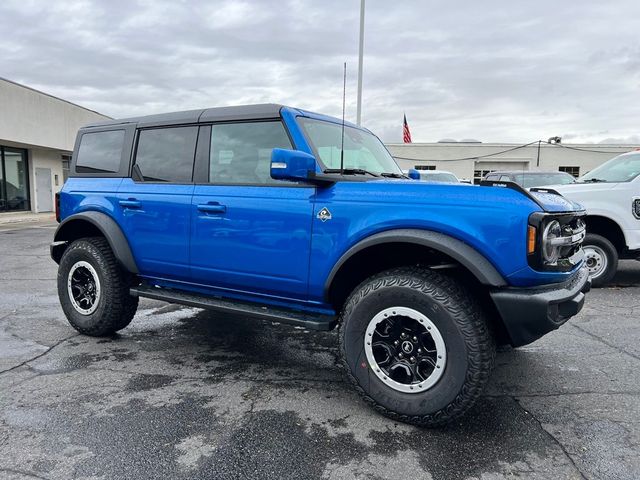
61;154;71;183
559;166;580;178
473;169;495;184
0;147;30;212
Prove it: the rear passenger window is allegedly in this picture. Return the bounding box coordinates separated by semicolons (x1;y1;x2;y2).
76;130;125;173
209;121;292;184
135;127;198;182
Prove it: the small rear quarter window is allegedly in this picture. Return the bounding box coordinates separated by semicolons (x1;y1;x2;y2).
76;130;125;174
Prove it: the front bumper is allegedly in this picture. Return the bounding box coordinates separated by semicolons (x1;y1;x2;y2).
490;266;591;347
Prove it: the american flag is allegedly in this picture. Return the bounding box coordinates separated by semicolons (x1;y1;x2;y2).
403;114;412;143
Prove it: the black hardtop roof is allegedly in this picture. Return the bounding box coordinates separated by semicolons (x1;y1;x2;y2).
83;103;287;129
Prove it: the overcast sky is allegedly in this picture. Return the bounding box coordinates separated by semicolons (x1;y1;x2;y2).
1;0;639;144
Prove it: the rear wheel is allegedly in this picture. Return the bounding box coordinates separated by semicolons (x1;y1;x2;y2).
339;267;495;427
57;237;138;336
583;233;618;287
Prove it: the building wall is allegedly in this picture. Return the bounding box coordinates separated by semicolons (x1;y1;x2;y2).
386;142;636;182
0;78;110;214
0;78;109;152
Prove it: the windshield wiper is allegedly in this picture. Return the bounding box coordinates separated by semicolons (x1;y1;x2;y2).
581;178;607;183
380;172;410;179
324;168;380;177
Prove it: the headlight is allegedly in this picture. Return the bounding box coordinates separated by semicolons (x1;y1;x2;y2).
528;212;586;272
541;220;562;264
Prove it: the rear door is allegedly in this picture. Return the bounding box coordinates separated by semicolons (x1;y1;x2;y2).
190;120;315;301
117;126;197;282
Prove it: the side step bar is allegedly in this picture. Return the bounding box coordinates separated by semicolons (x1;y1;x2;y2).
130;285;336;331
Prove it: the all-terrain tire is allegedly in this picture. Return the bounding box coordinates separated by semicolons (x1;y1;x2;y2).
57;237;138;336
583;233;618;287
339;267;495;427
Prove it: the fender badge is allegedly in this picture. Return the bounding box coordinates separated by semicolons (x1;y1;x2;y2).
317;207;332;222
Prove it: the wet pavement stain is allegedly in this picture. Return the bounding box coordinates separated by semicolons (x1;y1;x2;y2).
31;350;139;375
125;374;176;392
59;398;221;480
199;410;368;480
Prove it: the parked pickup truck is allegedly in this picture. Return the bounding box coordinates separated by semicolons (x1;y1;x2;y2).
51;104;590;426
536;150;640;287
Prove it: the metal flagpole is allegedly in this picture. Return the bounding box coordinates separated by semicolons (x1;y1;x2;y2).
356;0;365;125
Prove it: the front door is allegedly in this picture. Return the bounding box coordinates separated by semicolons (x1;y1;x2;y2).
117;126;197;282
35;168;53;212
190;120;315;301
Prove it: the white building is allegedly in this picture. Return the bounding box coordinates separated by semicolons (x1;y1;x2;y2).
0;78;110;215
387;141;636;183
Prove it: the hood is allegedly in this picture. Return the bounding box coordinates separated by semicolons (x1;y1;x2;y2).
536;182;618;210
342;179;584;214
544;182;618;195
528;189;585;213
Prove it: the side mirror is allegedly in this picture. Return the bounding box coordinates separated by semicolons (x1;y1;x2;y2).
271;149;318;182
407;169;421;180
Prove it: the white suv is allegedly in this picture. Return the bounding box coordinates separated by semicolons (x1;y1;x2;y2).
547;151;640;286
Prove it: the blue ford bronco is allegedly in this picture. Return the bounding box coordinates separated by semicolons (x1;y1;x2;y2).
51;104;590;426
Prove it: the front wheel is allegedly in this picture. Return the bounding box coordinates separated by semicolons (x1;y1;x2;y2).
583;233;618;287
339;267;495;427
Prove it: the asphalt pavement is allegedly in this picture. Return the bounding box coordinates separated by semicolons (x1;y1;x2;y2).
0;222;638;480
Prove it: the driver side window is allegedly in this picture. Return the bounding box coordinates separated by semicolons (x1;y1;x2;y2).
209;121;292;185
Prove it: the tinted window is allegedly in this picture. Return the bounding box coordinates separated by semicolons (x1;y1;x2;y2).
76;130;124;173
135;127;198;182
499;175;512;182
522;173;576;188
209;122;292;184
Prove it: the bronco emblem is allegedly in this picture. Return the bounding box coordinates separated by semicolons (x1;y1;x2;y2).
317;207;332;222
401;341;413;354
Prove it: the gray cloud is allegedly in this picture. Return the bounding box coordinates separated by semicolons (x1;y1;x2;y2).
1;0;638;143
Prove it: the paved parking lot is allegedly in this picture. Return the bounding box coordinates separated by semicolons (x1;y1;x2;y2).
1;222;639;480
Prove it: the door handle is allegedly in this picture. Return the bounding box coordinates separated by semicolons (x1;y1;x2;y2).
197;202;226;214
119;199;141;209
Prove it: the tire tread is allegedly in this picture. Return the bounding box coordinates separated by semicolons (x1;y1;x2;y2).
58;237;138;336
338;266;495;427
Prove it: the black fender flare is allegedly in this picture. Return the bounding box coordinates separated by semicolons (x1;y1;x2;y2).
324;228;507;301
52;211;139;274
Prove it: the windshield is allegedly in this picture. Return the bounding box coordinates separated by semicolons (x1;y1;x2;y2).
298;118;403;175
518;173;576;188
420;172;458;183
580;152;640;183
